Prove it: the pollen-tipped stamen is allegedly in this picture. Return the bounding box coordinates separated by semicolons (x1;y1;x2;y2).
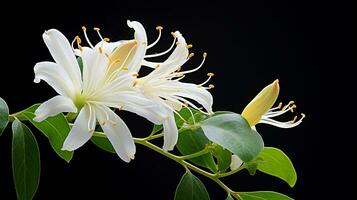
82;26;94;48
145;33;177;58
147;26;163;49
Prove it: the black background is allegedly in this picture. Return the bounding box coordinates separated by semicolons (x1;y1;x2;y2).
0;0;346;199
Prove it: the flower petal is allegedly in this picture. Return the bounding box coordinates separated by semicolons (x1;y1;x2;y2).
42;29;82;91
162;111;178;151
146;31;188;77
62;105;94;151
174;82;214;114
34;95;77;122
80;47;108;94
96;105;136;162
230;154;243;171
126;20;147;72
34;61;76;97
242;80;280;126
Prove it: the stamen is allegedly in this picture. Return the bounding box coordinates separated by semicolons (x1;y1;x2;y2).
199;73;214;86
208;84;215;89
99;47;103;54
180;52;207;75
82;26;94;48
291;116;298;123
186;44;193;49
105;53;112;62
132;73;139;77
278;102;283;109
94;27;104;41
176;42;180;45
103;38;110;42
171;32;176;38
188;53;195;59
289;104;297;112
147;26;163;49
145;33;177;58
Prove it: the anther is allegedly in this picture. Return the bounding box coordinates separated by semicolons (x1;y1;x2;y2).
133;80;138;87
156;64;160;68
291;116;298;123
301;113;306;118
203;52;207;58
99;47;103;54
207;72;214;77
177;66;181;71
82;26;87;31
186;44;193;49
156;26;163;31
209;84;215;89
278;102;283;109
188;53;195;59
290;104;297;112
103;38;110;42
105;53;112;62
171;32;176;37
75;36;82;44
176;42;180;46
132;73;139;77
93;27;100;31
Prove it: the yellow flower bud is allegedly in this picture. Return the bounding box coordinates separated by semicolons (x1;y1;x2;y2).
242;79;280;126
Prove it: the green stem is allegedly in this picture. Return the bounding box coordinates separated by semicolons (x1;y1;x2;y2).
8;114;28;122
178;147;212;160
218;165;245;178
133;138;237;197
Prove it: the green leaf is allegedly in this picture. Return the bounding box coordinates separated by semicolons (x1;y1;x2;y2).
244;157;264;175
77;56;83;75
174;171;210;200
12;120;40;200
201;113;264;162
257;147;297;187
151;124;163;134
177;129;217;172
226;195;235;200
238;191;293;200
212;145;231;173
0;97;9;136
16;104;73;162
91;134;115;153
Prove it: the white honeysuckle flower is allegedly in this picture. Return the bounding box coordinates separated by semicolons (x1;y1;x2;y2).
34;29;167;162
108;20;214;151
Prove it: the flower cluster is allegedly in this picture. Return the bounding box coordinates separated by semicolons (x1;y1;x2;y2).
33;20;214;162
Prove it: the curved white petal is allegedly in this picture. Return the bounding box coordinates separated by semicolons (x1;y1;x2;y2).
42;29;82;91
95;91;167;124
230;155;243;171
62;105;94;151
127;20;147;72
148;31;188;77
162;111;178;151
34;95;77;122
96;105;136;162
34;61;76;97
174;82;213;114
80;47;109;94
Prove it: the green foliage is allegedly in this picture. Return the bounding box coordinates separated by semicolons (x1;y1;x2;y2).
256;147;297;187
201;113;264;162
238;191;293;200
12;120;40;200
16;104;73;162
91;134;116;153
212;145;231;173
174;171;210;200
177;129;217;172
0;97;9;136
226;195;235;200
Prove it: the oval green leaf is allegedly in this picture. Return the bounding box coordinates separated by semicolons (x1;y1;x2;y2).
0;97;9;136
16;104;73;162
174;171;210;200
238;191;293;200
12;120;41;200
257;147;297;187
177;129;217;173
91;133;116;153
201;113;264;162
